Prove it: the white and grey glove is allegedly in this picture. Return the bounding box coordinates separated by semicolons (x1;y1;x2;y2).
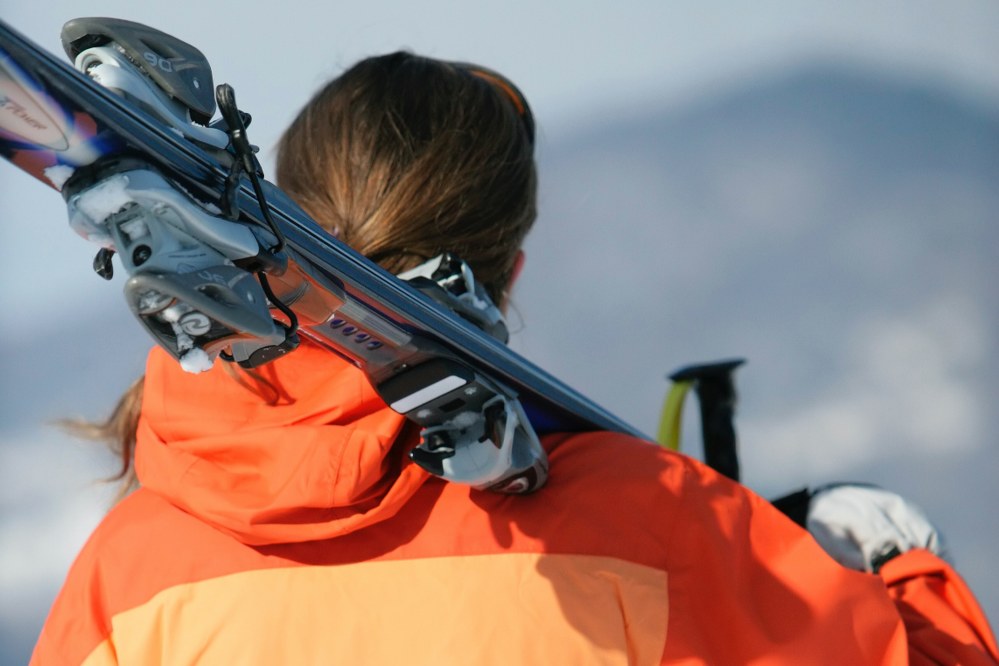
806;484;949;573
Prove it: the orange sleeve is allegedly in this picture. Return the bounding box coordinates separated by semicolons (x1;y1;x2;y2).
660;455;998;664
661;457;905;663
880;549;999;665
30;551;114;665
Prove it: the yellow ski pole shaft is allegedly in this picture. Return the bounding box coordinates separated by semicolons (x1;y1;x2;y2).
657;380;694;451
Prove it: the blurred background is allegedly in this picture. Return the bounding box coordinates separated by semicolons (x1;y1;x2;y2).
2;1;997;662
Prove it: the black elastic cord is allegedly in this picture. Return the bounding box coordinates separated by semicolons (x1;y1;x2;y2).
211;83;299;360
258;272;298;336
216;83;287;254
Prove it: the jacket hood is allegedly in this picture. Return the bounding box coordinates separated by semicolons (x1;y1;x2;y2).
135;343;430;546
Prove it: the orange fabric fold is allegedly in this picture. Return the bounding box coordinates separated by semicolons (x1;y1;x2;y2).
135;343;430;545
881;549;999;664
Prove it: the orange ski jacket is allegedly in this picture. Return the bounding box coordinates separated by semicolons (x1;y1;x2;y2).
32;343;999;664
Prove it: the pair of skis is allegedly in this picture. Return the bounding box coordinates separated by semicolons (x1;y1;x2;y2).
1;16;753;495
1;16;655;494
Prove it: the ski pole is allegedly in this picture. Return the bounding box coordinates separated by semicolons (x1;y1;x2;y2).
657;359;745;482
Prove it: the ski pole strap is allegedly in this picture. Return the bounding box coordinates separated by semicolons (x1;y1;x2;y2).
665;359;745;482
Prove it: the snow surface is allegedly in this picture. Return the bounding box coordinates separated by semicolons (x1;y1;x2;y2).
179;348;214;373
75;175;132;223
164;310;215;373
118;218;148;242
42;165;74;191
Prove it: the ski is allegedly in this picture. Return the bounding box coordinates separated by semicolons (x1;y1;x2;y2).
0;17;645;493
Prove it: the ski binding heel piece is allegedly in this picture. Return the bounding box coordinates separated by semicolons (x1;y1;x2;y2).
64;166;287;371
378;358;548;494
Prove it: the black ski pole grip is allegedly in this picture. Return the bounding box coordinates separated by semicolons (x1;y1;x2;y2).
669;359;745;482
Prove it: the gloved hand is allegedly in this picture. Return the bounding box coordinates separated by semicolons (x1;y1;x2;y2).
805;484;949;573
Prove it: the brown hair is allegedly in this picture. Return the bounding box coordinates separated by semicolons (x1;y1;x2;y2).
80;51;538;496
276;52;537;300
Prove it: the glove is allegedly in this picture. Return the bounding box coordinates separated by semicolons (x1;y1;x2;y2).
805;483;949;573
